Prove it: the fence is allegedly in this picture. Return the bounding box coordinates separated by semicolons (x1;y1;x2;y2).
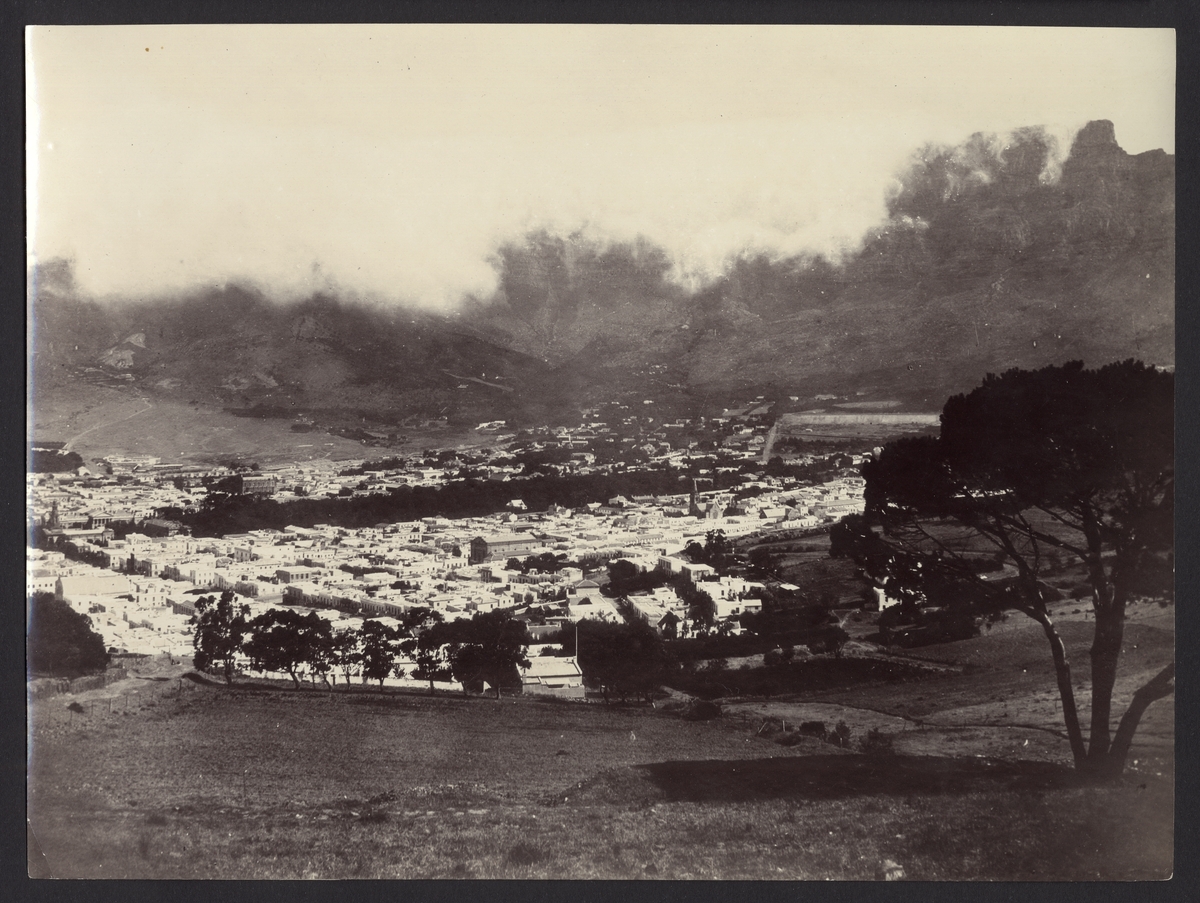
30;671;211;727
28;667;129;700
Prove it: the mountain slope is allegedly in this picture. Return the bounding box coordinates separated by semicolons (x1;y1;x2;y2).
31;120;1173;432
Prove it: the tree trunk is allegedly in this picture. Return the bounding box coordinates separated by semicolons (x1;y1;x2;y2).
1033;610;1088;768
1104;662;1175;778
1087;602;1125;765
289;670;301;689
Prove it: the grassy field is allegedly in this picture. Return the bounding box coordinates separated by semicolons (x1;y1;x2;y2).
28;602;1174;881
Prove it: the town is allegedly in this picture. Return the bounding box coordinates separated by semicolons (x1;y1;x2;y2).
28;404;876;689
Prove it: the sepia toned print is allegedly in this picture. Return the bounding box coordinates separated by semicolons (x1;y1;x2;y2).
26;25;1174;879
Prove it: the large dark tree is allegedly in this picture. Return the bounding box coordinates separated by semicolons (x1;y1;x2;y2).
28;593;110;678
560;619;676;703
190;591;250;685
423;611;530;699
841;360;1173;777
243;608;334;689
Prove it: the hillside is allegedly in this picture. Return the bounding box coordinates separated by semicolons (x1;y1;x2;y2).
30;120;1173;439
27;598;1173;879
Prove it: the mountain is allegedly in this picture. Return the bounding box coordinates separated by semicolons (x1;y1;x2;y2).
30;276;560;429
30;120;1173;431
464;120;1173;403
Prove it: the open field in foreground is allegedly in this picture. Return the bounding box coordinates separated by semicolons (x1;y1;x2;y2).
29;604;1174;881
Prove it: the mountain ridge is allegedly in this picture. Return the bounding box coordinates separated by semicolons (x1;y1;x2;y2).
30;120;1173;433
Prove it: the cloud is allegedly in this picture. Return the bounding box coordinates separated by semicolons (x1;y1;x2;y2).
27;26;1174;309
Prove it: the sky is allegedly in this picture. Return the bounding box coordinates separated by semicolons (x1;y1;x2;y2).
27;25;1176;308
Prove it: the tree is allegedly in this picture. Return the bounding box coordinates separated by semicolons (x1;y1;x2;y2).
607;558;640;584
522;552;568;573
359;619;403;689
405;631;453;694
424;611;530;699
190;591;250;685
243;608;333;689
562;619;677;703
330;629;362;687
703;529;734;569
748;546;780;578
28;593;110;678
398;607;449;694
305;620;336;687
682;530;734;571
807;625;850;658
676;581;716;631
408;629;453;696
843;361;1173;777
399;606;443;634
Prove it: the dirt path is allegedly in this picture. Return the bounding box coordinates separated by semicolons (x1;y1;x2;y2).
63;395;153;451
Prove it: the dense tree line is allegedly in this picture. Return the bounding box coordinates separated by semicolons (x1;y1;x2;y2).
30;449;85;473
176;447;854;538
683;529;736;570
181;468;712;536
31;528;111;568
598;560;718;630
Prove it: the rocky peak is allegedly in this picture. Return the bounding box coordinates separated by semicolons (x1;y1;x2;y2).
1071;119;1118;151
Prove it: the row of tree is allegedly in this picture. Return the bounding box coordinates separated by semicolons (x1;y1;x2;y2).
191;592;698;703
190;593;531;698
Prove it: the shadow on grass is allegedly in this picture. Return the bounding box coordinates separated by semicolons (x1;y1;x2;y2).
632;755;1080;803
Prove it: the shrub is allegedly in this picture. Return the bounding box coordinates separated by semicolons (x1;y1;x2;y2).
683;699;722;721
831;720;852;747
507;842;549;866
860;728;896;756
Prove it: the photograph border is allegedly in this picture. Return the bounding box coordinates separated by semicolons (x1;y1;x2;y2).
7;1;1196;901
